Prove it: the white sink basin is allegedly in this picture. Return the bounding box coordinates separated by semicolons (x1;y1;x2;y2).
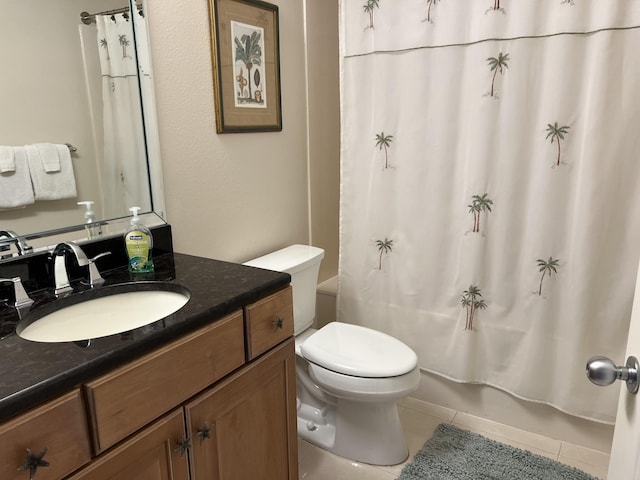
17;283;190;343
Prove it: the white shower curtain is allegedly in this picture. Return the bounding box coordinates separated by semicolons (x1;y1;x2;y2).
95;11;151;218
338;0;640;424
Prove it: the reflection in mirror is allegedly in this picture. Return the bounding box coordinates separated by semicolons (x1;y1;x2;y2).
0;0;164;257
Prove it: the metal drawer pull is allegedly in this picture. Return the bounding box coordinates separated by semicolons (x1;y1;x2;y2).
272;315;284;331
174;436;192;457
17;447;50;479
197;424;213;445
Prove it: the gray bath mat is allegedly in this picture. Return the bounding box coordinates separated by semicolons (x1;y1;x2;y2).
398;423;599;480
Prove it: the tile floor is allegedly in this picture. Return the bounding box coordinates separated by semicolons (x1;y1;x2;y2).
298;397;611;479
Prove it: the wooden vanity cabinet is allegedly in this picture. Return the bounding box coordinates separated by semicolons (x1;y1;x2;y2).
185;338;297;480
2;285;298;480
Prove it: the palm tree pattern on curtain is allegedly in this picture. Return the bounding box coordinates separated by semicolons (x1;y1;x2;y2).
342;0;640;423
375;132;394;168
363;0;380;30
545;122;571;167
537;257;560;296
363;5;574;333
118;34;130;58
487;0;505;13
99;38;110;59
487;52;509;97
468;194;493;233
424;0;442;23
376;237;393;270
460;285;487;330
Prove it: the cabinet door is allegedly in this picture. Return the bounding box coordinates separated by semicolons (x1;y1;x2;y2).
185;338;298;480
67;409;189;480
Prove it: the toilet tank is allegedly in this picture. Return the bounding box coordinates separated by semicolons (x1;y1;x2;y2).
244;245;325;335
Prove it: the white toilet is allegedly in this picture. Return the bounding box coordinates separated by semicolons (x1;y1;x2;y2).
245;245;420;465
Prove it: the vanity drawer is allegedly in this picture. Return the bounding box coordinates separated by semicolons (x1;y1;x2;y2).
84;311;245;454
0;389;91;480
245;287;293;360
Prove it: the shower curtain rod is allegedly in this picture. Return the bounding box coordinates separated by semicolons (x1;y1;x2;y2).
80;4;143;25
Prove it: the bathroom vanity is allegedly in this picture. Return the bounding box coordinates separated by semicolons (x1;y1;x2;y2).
0;250;297;479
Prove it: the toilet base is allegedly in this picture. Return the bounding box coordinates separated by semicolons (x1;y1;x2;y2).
297;398;409;466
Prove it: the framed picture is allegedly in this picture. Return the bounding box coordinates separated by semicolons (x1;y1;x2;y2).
208;0;282;133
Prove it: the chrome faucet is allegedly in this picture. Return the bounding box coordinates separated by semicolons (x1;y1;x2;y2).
51;242;111;296
0;277;34;308
0;230;32;257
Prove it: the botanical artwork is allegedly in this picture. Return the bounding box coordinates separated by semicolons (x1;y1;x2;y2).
468;194;493;233
376;237;393;270
537;257;560;296
545;122;570;166
486;52;509;98
231;21;266;109
375;132;394;168
460;285;487;330
363;0;380;30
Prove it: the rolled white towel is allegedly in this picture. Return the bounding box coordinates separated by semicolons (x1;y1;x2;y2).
55;143;72;169
0;146;35;208
31;143;61;172
0;145;16;173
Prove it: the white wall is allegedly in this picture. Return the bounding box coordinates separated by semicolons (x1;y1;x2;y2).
306;0;340;282
147;0;320;264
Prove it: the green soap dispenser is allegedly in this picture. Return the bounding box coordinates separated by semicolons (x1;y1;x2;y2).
124;207;154;273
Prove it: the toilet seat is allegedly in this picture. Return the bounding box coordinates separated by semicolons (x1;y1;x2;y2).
300;322;418;378
308;362;421;401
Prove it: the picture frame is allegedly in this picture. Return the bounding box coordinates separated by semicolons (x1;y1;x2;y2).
208;0;282;133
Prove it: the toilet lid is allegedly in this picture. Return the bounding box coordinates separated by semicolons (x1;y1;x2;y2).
300;322;418;378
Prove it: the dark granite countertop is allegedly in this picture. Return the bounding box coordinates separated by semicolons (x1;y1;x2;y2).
0;252;290;422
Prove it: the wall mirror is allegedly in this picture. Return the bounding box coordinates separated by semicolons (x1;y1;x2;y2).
0;0;165;258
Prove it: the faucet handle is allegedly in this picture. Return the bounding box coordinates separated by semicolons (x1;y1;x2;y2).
0;277;34;308
85;251;111;287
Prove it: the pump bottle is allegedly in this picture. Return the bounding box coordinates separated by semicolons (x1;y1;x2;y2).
78;201;102;239
124;207;154;273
